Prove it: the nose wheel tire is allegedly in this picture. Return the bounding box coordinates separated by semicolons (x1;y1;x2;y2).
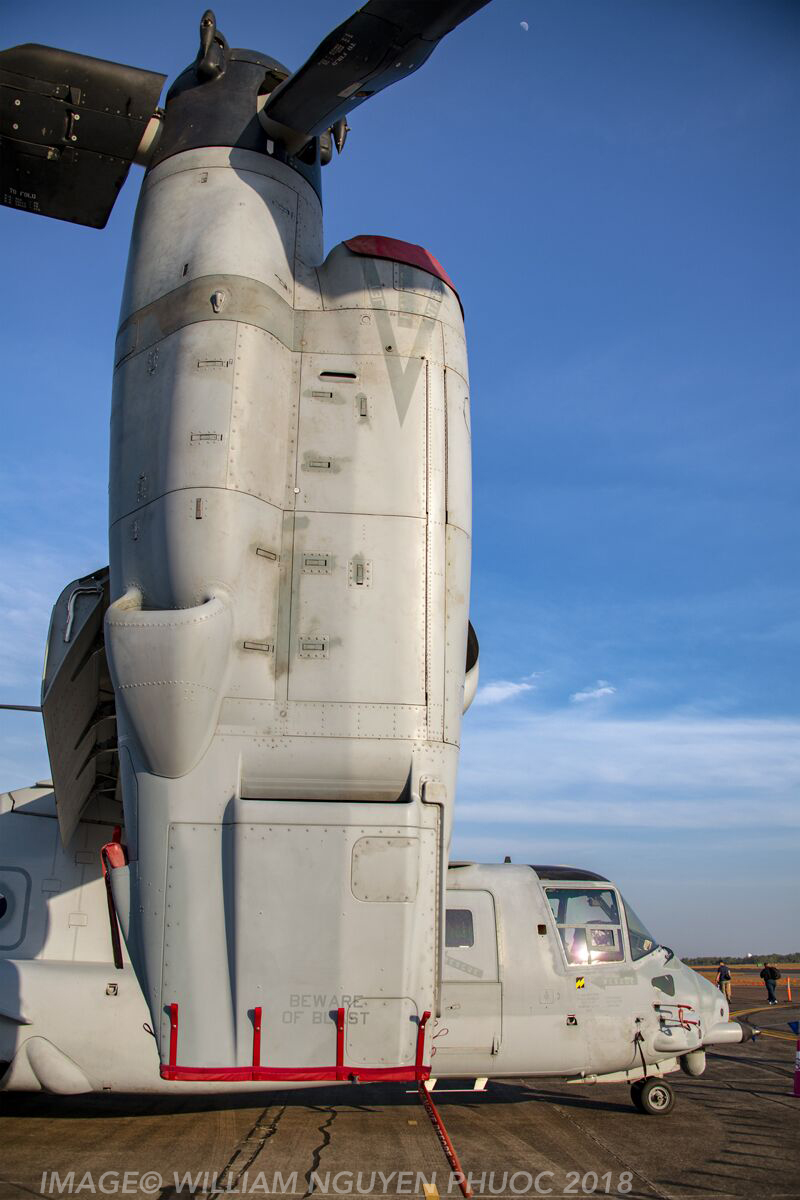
631;1078;675;1115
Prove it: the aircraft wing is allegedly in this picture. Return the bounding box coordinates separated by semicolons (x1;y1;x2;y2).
41;568;117;845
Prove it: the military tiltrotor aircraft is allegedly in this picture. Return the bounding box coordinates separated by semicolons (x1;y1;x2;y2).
0;2;753;1129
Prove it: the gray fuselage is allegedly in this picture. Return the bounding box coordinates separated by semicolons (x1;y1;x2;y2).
0;786;739;1094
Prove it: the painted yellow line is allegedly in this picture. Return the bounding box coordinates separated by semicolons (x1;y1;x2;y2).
731;1004;797;1019
729;1004;797;1041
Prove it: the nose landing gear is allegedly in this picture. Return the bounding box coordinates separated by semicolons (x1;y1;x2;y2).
631;1077;675;1114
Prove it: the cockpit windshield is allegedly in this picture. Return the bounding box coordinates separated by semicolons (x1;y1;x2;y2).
623;898;660;960
544;886;625;964
544;885;662;964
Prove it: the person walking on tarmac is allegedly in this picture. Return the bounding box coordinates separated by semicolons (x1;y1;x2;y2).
760;961;781;1005
715;960;732;1002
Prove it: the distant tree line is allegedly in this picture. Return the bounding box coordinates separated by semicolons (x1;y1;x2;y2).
685;952;800;965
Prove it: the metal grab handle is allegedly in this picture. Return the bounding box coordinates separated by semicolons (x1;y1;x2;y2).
64;584;103;643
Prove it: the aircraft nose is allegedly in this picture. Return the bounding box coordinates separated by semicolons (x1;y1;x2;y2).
668;961;728;1035
688;970;760;1046
693;965;728;1022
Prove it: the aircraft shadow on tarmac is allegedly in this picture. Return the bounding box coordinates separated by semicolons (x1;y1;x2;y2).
0;1078;649;1120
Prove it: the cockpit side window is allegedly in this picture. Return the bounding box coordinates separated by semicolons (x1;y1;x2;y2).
623;898;659;960
544;886;625;964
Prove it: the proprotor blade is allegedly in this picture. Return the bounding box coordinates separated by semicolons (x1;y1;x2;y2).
263;0;491;139
0;44;165;228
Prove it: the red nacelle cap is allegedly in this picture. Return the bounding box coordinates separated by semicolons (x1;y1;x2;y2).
344;234;462;314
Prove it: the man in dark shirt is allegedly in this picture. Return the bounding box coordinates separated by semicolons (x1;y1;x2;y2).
760;961;780;1005
715;960;732;1001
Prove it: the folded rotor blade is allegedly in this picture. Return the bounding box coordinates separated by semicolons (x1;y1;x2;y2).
0;44;165;228
263;0;490;138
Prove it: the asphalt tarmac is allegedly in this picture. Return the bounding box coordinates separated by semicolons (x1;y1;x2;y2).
0;1004;797;1200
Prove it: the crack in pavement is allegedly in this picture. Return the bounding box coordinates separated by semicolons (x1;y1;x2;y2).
302;1107;338;1197
157;1100;288;1199
0;1174;51;1199
212;1101;289;1195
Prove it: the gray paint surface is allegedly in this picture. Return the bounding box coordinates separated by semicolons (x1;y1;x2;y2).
0;790;748;1095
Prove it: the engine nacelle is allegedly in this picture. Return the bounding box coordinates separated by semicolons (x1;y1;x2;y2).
104;146;473;1079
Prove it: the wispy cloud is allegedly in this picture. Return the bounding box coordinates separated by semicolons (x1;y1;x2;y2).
570;679;616;703
474;673;538;707
458;711;800;829
454;709;800;953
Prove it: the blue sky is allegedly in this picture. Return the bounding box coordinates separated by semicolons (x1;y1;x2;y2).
1;1;798;955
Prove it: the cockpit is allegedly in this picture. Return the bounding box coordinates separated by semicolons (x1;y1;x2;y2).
535;868;661;967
